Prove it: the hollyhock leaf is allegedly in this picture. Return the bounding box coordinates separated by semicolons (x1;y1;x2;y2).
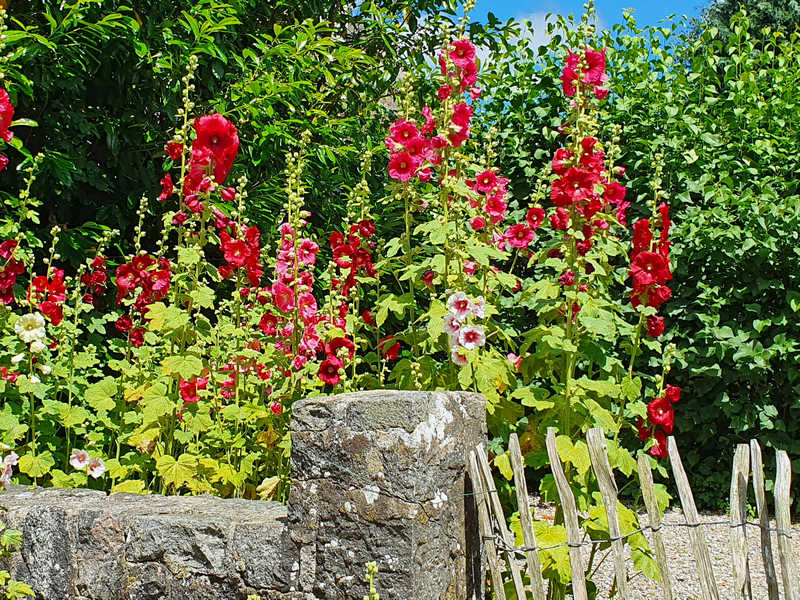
162;354;203;379
256;476;281;501
111;479;147;495
493;452;514;481
468;243;506;266
177;247;202;265
156;453;197;490
604;438;637;476
85;377;118;412
17;452;55;478
59;404;91;428
622;377;642;403
584;398;619;433
190;286;215;309
577;311;616;340
511;387;554;410
788;290;800;312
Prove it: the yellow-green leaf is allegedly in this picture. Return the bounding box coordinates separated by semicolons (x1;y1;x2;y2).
85;377;117;412
156;453;197;489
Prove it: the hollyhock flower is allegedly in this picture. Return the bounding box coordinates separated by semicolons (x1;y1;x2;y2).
630;251;671;287
447;292;472;320
576;239;592;256
165;141;183;160
388;152;417;182
437;85;452;100
526;206;546;229
30;341;46;354
451;348;468;366
595;87;610;100
449;102;473;147
0;367;18;383
583;48;607;85
298;239;319;266
463;261;477;276
421;270;435;286
87;457;106;479
458;325;486;350
484;195;507;223
0;89;14;143
443;313;462;338
560;50;580;97
159;173;174;202
552;148;574;175
647;315;665;338
10;353;23;365
172;211;189;226
632;219;652;254
270;402;282;416
550;207;570;230
551;167;598;207
39;300;63;326
469;216;485;231
665;385;681;403
559;270;575;287
604;181;626;205
469;87;482;100
180;377;208;404
471;295;485;318
405;136;431;163
647;396;674;433
15;312;46;343
318;357;343;386
507;353;522;371
357;220;376;238
648;430;668;458
389;119;420;145
449;39;476;69
379;336;401;361
420;106;435;136
326;336;355;360
635;417;651;441
0;238;17;260
362;310;375;326
129;327;145;347
258;313;278;336
193;113;239;184
272;282;295;313
505;224;535;248
70;449;90;470
474;170;498;194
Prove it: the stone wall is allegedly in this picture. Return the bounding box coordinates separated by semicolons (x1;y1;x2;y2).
0;391;486;600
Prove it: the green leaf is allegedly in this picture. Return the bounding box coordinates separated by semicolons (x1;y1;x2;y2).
162;354;203;379
190;285;215;309
156;453;197;489
178;247;202;265
111;479;147;495
511;387;554;410
85;377;117;412
17;452;55;478
494;452;513;481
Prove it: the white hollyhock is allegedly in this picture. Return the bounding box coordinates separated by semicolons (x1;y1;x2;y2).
14;313;46;344
458;325;486;350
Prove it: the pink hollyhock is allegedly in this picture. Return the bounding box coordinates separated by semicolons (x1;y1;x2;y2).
272;282;295;313
437;85;452;100
389;119;420;144
505;224;535;248
559;270;575;286
447;292;472;320
193;114;239;184
526;206;546;229
463;261;477;276
550;207;570;230
388;152;417;182
474;169;498;193
458;325;486;350
421;106;435;136
451;347;468;367
469;216;485;231
484;195;507;223
87;457;106;479
449;39;476;69
507;353;522;371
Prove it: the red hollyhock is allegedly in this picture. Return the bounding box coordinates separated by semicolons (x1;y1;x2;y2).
635;417;651;441
159;173;174;202
550;167;598;208
379;336;401;361
193;113;239;184
0;89;14;143
449;102;473;147
272;282;295;313
421;270;435;286
647;396;674;434
474;169;498;194
550;207;570;231
665;384;681;403
389;119;420;145
318;357;343;386
526;206;546;229
646;315;665;338
129;327;145;347
448;39;476;69
505;224;534;248
552;148;574;175
388;152;416;182
115;315;134;332
648;430;668;458
632;219;652;255
630;251;671;287
559;270;575;287
326;336;355;360
165;141;183;160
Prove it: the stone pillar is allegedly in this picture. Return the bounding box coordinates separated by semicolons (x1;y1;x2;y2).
289;390;486;600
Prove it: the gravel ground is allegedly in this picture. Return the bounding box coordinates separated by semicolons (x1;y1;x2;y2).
530;506;800;599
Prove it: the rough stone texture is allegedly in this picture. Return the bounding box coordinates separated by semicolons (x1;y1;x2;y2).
0;486;298;600
0;391;486;600
289;390;486;600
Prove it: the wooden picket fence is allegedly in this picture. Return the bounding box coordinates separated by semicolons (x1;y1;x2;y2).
467;427;798;600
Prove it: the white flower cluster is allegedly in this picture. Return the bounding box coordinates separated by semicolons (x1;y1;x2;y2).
444;292;486;366
14;312;46;344
69;449;105;479
0;451;18;487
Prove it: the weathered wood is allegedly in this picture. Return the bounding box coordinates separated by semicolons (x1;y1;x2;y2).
545;428;588;600
667;436;719;600
729;444;752;600
774;449;799;600
749;440;779;600
475;444;527;600
468;450;507;600
585;428;629;599
636;454;673;600
508;433;547;600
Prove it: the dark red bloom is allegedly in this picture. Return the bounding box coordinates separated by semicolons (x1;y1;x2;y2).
115;315;133;332
551;167;598;208
129;327;145;347
550;207;570;230
647;396;674;433
646;315;665;338
559;270;575;286
165;141;183;160
318;357;343;386
665;384;681;404
421;270;435;286
379;336;401;361
648;430;668;458
0;89;14;143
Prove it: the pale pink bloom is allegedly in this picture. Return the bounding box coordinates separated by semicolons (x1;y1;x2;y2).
443;313;462;337
471;296;485;319
458;325;486;350
3;451;18;467
463;261;478;276
0;462;12;487
87;457;106;479
451;348;468;367
447;292;471;320
70;449;90;470
507;353;522;371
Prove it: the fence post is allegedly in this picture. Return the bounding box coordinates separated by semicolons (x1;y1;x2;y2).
749;440;779;600
508;433;547;600
585;428;629;599
636;454;673;600
774;449;798;600
667;436;719;600
546;428;588;600
729;443;752;600
468;450;507;600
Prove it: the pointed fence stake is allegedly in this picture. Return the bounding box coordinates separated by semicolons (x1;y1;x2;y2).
546;428;588;600
667;436;719;600
468;450;507;600
586;428;629;599
636;454;673;600
749;440;779;600
508;433;547;600
729;443;752;600
774;449;798;600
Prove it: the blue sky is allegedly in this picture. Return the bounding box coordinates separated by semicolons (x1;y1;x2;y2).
470;0;707;28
